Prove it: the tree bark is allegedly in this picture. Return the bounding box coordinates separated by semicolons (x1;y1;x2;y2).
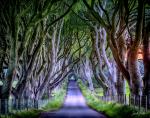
143;23;150;108
84;58;94;91
128;0;145;96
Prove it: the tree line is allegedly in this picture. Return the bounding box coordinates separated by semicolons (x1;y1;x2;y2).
0;0;150;113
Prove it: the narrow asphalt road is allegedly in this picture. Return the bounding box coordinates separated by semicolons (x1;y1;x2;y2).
40;80;107;118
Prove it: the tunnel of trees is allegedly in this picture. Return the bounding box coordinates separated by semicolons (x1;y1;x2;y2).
0;0;150;115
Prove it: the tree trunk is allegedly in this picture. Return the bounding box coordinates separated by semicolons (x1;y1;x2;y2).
84;58;94;91
128;0;145;96
117;69;126;95
128;48;143;95
116;2;128;94
100;28;117;96
92;28;112;95
0;38;7;77
117;36;127;95
143;23;150;108
0;68;15;114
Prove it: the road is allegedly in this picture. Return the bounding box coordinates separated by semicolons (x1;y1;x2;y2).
40;80;107;118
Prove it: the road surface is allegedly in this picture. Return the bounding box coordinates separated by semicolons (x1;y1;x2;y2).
40;80;107;118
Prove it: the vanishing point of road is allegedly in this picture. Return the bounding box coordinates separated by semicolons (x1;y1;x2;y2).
40;80;107;118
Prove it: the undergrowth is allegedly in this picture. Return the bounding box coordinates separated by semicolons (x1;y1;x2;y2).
0;81;67;118
78;80;150;118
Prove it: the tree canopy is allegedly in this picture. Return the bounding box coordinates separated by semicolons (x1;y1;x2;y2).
0;1;150;113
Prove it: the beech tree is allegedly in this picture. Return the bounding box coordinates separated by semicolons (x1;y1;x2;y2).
0;0;150;114
0;0;77;113
82;0;148;96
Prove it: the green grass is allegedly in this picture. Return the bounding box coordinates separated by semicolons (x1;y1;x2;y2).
78;80;150;118
125;81;130;96
94;88;104;96
94;80;130;97
0;109;43;118
42;89;66;111
0;81;67;118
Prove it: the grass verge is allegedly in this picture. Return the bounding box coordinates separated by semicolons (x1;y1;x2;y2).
42;89;66;111
0;81;67;118
78;80;150;118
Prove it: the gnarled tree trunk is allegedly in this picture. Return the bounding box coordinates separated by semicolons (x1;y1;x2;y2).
143;23;150;108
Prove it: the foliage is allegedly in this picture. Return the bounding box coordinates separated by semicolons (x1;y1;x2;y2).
78;79;150;118
0;81;67;118
125;81;130;96
0;0;149;116
0;109;42;118
42;89;66;111
11;109;42;118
